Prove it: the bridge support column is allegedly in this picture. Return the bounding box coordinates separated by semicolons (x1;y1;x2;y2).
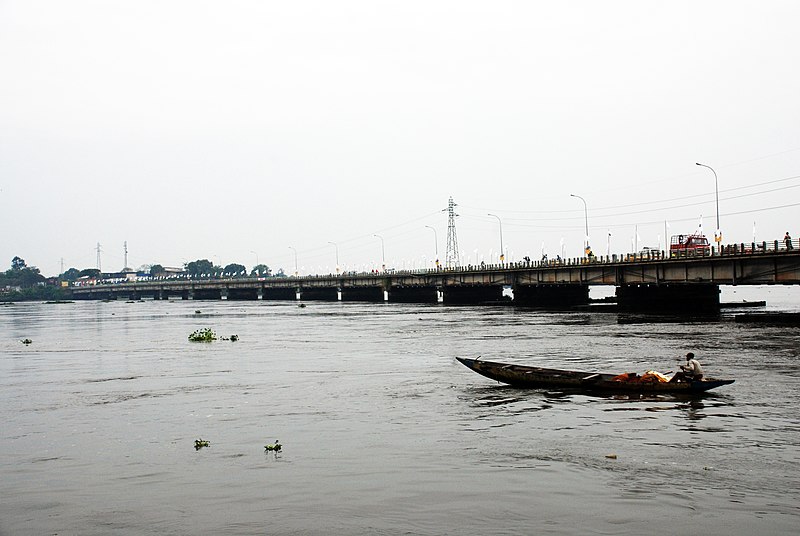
299;287;339;301
442;285;503;304
616;284;720;313
341;287;385;302
513;284;589;307
388;286;438;303
263;288;298;301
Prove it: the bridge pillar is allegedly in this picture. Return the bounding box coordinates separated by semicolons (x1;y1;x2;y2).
263;287;298;301
299;287;339;301
616;284;720;313
513;284;589;307
442;285;503;304
388;286;438;303
341;287;385;302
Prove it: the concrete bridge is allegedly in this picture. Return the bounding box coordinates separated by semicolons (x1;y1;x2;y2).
71;241;800;312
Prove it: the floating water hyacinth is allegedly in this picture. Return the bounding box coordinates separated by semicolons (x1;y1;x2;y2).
188;328;216;342
264;440;281;452
194;439;210;450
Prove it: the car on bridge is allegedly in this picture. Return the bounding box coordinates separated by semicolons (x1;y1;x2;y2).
669;233;711;258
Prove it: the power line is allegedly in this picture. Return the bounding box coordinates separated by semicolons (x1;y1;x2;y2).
460;172;800;216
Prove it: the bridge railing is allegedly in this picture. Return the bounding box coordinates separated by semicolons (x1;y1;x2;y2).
70;237;799;288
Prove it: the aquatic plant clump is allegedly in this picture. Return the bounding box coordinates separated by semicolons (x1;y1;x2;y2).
188;328;217;342
194;439;210;450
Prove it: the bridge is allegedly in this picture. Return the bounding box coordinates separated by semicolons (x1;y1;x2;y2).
71;240;800;312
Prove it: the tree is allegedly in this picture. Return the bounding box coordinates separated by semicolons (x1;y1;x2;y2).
17;267;44;287
62;268;81;281
250;264;272;277
79;268;101;278
223;263;246;277
150;264;165;276
11;256;26;271
185;259;214;277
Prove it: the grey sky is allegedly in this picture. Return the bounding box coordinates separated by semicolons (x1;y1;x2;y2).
2;1;799;276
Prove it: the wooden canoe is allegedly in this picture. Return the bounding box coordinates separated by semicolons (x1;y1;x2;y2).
456;357;734;393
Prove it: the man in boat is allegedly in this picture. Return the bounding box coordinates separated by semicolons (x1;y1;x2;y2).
669;352;704;382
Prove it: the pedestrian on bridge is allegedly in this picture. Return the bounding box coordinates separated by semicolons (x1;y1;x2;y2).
785;232;794;250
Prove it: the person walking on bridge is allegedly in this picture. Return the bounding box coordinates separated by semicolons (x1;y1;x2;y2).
785;232;794;250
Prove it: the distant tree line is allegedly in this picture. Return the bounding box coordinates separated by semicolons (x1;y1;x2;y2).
181;259;284;278
1;255;287;302
0;256;69;302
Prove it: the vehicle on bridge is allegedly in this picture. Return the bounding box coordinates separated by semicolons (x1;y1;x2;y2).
669;233;710;258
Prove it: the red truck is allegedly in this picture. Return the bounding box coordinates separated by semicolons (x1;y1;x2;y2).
669;233;711;258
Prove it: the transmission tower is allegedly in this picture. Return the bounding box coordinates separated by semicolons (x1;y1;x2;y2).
444;196;460;267
96;242;102;272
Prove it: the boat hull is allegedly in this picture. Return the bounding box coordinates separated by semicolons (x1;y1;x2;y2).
456;357;734;393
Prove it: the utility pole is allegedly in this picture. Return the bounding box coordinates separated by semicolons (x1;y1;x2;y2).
124;241;128;270
487;213;504;263
373;234;385;270
444;197;460;268
696;162;721;243
96;242;102;272
425;225;439;268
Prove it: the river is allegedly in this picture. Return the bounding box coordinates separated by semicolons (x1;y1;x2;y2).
1;286;799;535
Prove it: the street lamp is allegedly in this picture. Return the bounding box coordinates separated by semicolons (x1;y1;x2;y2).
696;162;721;243
487;213;505;263
288;246;298;276
373;234;385;270
425;225;439;268
250;250;259;273
328;241;339;273
570;194;590;256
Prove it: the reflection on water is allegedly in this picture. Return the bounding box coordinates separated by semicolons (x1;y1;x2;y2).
1;297;799;535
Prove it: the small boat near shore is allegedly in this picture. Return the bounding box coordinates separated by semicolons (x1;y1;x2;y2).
456;357;734;393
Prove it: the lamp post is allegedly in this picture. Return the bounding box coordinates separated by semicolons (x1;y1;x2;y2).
487;213;505;263
570;194;590;256
250;250;259;274
328;241;339;273
373;234;385;270
288;246;298;276
696;162;721;243
425;225;439;268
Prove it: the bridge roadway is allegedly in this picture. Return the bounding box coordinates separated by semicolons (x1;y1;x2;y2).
72;242;800;312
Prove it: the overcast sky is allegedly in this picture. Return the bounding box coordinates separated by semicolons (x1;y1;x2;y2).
2;1;799;276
